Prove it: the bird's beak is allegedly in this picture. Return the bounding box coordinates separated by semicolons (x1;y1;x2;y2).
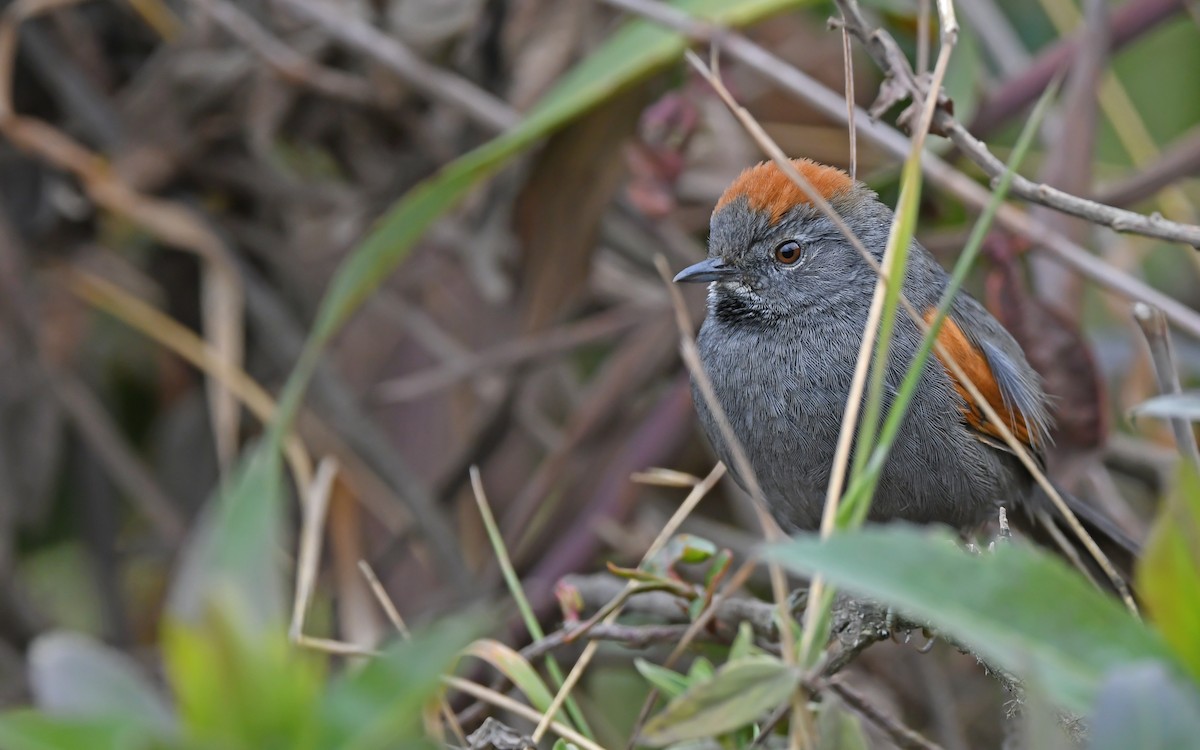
673;258;737;284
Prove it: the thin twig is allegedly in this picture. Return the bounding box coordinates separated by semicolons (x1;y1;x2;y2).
825;679;945;750
596;0;1200;340
834;0;1200;247
1132;303;1200;474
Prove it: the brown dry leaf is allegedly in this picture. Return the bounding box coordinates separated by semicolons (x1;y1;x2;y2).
514;83;652;330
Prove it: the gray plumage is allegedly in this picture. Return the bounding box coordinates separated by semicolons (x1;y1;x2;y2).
681;162;1052;533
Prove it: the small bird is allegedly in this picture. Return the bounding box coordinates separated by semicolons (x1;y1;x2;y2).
675;158;1134;570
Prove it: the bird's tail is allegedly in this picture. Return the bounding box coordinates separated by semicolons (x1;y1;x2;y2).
1015;482;1141;596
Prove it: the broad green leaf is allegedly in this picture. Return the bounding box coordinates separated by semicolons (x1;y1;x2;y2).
319;618;479;750
28;632;175;736
767;527;1179;713
0;712;158;750
1087;662;1200;750
1130;392;1200;423
639;656;799;746
163;618;325;750
1136;463;1200;681
166;441;285;636
634;659;691;699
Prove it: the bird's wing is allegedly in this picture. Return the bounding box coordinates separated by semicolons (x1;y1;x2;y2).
925;307;1050;462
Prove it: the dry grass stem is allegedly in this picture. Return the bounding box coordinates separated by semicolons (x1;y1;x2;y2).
289;457;339;642
531;461;725;741
445;676;608;750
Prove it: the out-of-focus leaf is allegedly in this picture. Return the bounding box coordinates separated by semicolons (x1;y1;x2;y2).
28;632;175;736
634;659;690;699
319;617;479;750
268;0;810;446
766;527;1179;714
464;639;555;713
1130;392;1200;423
163;618;325;750
165;441;285;636
1016;665;1077;750
639;656;799;746
816;695;870;750
1087;662;1200;750
1136;464;1200;681
0;711;158;750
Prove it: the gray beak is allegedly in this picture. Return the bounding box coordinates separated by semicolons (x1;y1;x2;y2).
673;257;737;284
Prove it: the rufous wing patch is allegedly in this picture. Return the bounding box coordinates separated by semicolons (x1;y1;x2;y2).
714;159;854;224
926;310;1035;449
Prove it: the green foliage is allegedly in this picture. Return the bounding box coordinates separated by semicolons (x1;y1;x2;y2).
767;527;1182;715
0;615;472;750
639;656;800;746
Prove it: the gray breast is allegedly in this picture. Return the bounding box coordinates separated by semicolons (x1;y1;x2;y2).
692;312;1023;532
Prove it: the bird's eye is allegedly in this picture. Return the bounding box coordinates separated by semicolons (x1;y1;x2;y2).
773;240;803;265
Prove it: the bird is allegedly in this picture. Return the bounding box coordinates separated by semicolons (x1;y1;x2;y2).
674;158;1136;577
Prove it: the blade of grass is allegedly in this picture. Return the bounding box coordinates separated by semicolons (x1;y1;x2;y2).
839;80;1059;516
470;467;592;738
799;5;960;671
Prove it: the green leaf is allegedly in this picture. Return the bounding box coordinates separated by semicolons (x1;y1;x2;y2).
165;441;285;637
28;632;175;736
319;618;479;750
815;695;870;750
1087;662;1200;750
767;527;1180;714
268;0;810;447
639;656;799;746
1136;463;1200;681
634;659;691;699
0;712;158;750
163;617;325;750
1130;392;1200;423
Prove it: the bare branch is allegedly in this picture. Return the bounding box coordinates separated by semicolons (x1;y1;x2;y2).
596;0;1200;340
832;0;1200;247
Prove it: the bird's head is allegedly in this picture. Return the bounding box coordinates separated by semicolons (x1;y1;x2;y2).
675;158;891;322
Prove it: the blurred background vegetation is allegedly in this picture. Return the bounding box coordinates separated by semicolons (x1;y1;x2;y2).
1;0;1199;747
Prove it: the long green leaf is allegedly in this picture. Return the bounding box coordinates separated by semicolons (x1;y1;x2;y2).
767;527;1180;714
838;79;1059;515
270;0;808;441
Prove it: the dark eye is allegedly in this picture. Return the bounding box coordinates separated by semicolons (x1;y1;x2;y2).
773;240;803;265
